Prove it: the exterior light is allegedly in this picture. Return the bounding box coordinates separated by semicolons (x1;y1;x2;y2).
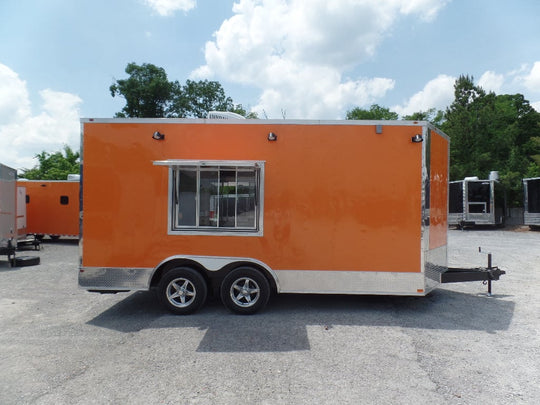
268;132;277;141
152;131;165;140
411;134;423;143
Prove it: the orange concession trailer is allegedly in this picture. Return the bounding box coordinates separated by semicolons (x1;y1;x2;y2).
20;180;80;239
79;118;477;314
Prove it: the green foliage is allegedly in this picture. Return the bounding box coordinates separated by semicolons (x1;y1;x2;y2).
228;105;259;119
441;75;540;206
170;79;248;118
346;104;398;120
110;63;254;119
19;146;80;180
110;63;173;118
402;108;445;127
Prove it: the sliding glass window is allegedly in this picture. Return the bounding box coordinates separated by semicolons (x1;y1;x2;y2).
170;162;263;235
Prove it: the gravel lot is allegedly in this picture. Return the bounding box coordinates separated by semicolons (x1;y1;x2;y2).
1;229;539;404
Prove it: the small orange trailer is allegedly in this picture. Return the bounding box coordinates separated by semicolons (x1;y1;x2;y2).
79;118;503;314
19;180;80;239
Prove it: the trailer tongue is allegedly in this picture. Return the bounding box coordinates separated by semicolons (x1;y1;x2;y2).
442;249;505;295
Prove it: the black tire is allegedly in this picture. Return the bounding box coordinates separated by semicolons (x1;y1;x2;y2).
13;256;40;267
157;267;207;315
220;267;270;315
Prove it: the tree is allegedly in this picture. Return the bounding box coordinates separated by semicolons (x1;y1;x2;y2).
346;104;398;120
233;106;259;119
19;146;80;180
442;75;540;206
170;79;247;118
402;108;445;127
442;75;492;181
110;62;173;118
110;63;255;119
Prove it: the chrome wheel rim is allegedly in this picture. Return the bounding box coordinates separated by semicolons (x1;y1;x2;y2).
167;277;196;308
230;277;260;307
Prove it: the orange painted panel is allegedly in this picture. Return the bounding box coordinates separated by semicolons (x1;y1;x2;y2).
82;121;433;273
20;181;79;236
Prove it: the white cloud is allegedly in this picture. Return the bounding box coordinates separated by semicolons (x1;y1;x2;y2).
143;0;196;16
192;0;448;119
399;0;451;21
522;61;540;92
0;64;82;172
0;64;31;124
478;70;504;94
508;61;540;112
392;74;455;117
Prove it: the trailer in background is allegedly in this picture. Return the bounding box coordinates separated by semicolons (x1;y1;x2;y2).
19;179;79;240
448;175;505;228
0;163;17;262
523;177;540;229
1;164;40;267
16;186;26;237
79;118;504;315
15;185;41;250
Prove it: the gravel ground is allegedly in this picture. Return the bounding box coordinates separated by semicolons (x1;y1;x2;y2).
0;229;539;404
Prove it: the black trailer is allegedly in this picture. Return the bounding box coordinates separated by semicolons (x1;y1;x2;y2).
449;177;505;228
523;177;540;229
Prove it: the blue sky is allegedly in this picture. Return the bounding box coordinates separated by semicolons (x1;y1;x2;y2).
1;0;540;171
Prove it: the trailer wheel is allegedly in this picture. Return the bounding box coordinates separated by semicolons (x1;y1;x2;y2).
220;267;270;315
157;267;207;315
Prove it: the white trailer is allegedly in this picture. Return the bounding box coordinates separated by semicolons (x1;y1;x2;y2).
0;163;40;266
0;163;17;262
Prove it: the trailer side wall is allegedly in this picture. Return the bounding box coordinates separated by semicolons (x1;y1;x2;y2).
21;181;80;237
81;120;448;295
0;164;16;251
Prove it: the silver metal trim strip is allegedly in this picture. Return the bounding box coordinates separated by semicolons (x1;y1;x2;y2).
79;261;434;296
274;270;427;295
79;267;153;290
81;117;440;128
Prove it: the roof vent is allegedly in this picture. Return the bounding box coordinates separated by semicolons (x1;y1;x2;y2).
206;111;246;120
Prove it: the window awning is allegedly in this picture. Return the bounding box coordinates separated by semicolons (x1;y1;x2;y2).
153;160;264;168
